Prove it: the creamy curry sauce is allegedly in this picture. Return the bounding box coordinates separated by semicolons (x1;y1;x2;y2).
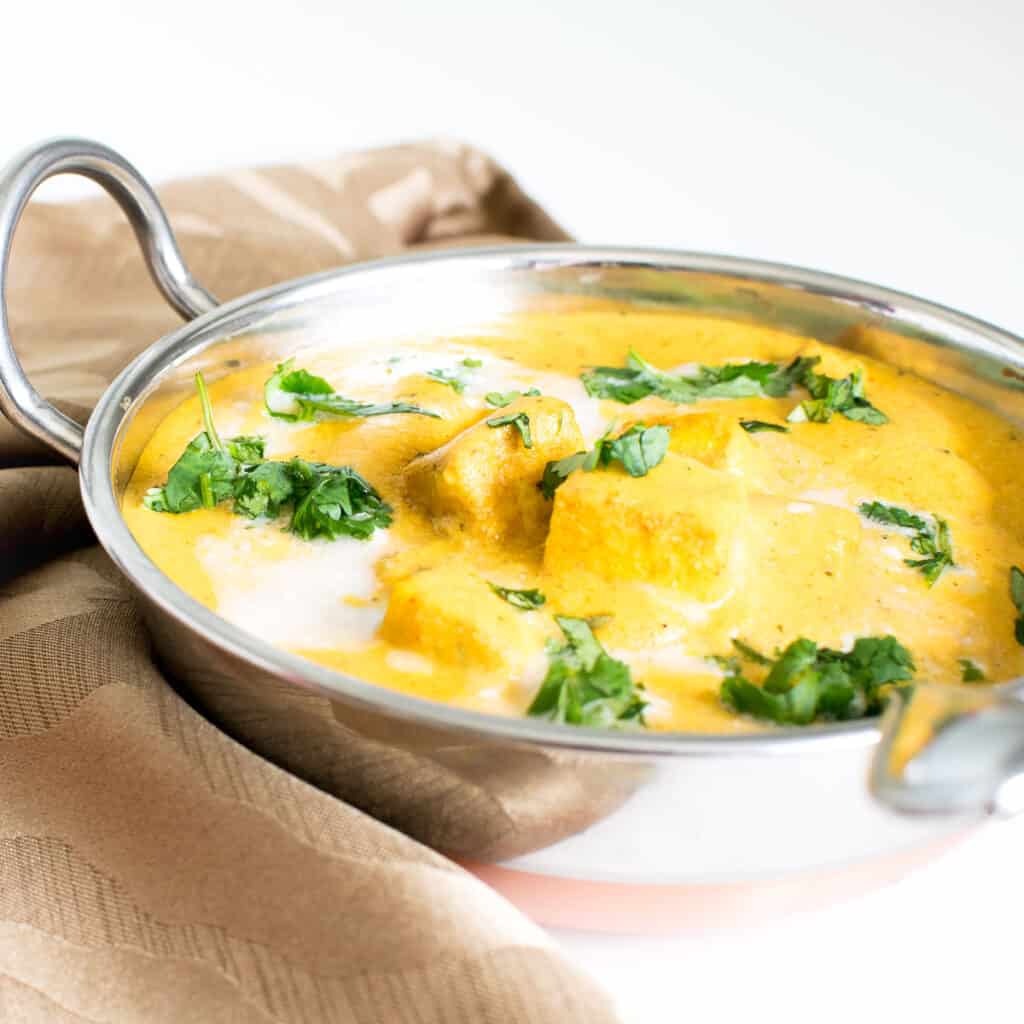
122;310;1024;732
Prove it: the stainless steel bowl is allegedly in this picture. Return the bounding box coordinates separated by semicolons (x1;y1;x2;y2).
4;139;1024;931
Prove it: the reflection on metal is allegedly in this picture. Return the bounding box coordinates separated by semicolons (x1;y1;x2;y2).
0;138;217;463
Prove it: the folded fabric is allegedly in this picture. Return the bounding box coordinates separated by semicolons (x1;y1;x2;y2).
0;141;619;1023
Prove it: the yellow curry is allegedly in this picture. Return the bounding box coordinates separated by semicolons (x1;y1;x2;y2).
123;309;1024;733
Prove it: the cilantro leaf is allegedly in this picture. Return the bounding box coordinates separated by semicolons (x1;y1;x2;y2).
528;616;647;728
423;366;475;393
264;361;331;419
144;373;392;541
905;516;954;585
739;419;788;434
580;364;656;404
485;387;541;408
842;636;916;690
580;349;888;428
786;360;888;426
1011;566;1024;646
539;424;670;498
858;501;954;586
288;462;393;541
842;404;889;425
297;393;440;420
230;458;393;539
230;456;393;536
540;451;589;499
581;349;796;405
486;411;533;448
225;435;266;464
731;637;773;666
489;584;546;610
721;673;820;726
601;424;671;477
143;433;237;513
719;634;915;725
143;373;240;514
858;500;929;533
691;360;783;398
761;356;820;397
276;365;333;396
959;658;986;683
265;358;438;421
763;637;819;694
232;461;295;519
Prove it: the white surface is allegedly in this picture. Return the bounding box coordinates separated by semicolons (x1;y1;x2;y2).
570;820;1024;1024
4;1;1022;1020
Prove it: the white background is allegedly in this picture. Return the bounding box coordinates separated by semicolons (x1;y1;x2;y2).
3;1;1022;1020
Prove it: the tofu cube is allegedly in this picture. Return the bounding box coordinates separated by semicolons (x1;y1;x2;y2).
610;409;765;485
626;410;766;480
380;565;541;670
404;396;584;547
543;453;748;601
666;411;754;468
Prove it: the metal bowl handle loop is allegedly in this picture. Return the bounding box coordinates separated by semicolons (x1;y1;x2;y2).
0;137;219;464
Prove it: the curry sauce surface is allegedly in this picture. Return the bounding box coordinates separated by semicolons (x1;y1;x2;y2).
122;310;1024;732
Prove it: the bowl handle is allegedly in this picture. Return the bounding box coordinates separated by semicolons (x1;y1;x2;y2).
870;681;1024;817
0;138;219;464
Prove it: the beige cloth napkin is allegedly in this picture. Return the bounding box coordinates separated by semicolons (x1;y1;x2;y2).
0;142;620;1023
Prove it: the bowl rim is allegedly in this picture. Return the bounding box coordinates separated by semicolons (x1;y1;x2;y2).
79;243;1024;758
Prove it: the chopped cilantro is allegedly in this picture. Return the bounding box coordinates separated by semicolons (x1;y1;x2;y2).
485;387;541;408
540;424;670;499
858;500;954;586
528;616;647;728
425;360;482;394
720;635;915;725
489;584;546;610
1011;566;1024;646
959;658;986;683
581;349;800;405
264;358;439;421
540;451;588;499
486;411;533;448
232;458;392;539
232;461;295;519
905;517;954;585
144;374;391;541
287;461;392;541
142;432;236;514
143;373;260;514
731;637;773;666
425;368;465;392
739;419;789;434
859;501;928;532
786;358;888;426
598;423;671;478
225;436;266;463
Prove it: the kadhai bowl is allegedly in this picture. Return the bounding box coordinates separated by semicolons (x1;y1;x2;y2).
3;139;1024;931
